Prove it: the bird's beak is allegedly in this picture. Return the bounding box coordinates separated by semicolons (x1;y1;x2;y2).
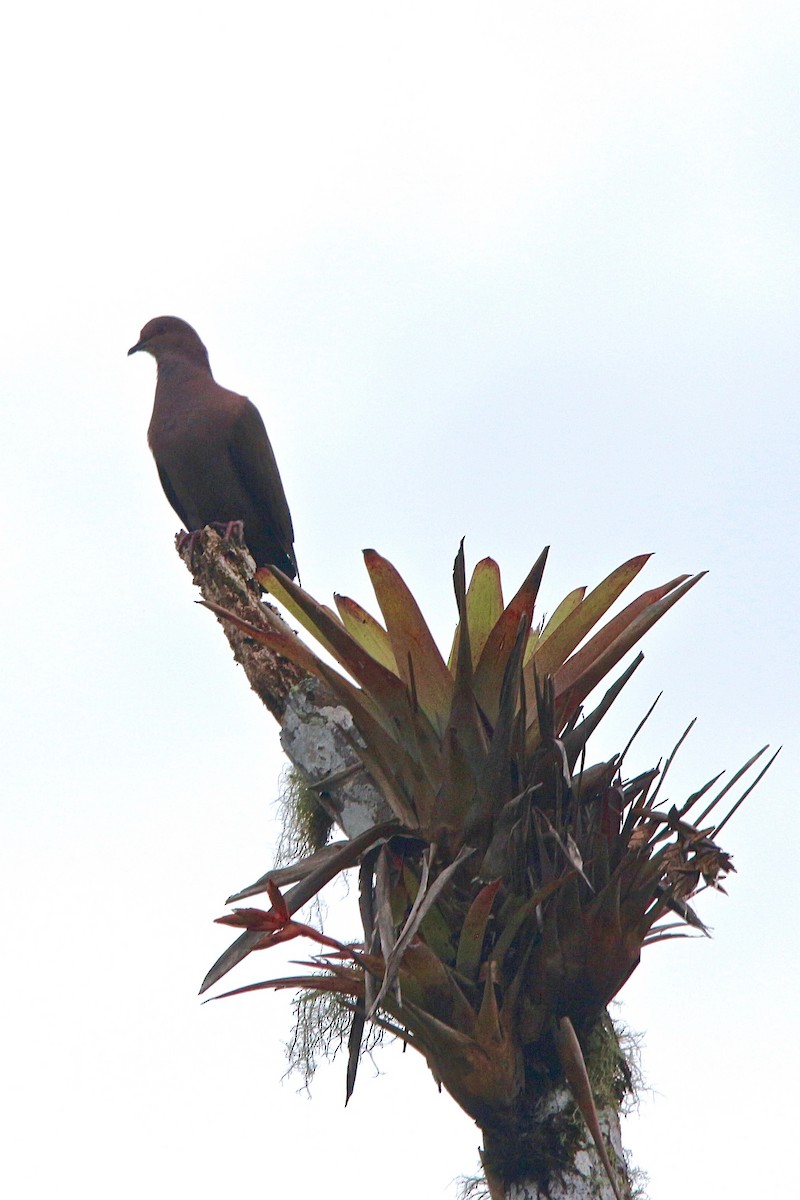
127;341;143;356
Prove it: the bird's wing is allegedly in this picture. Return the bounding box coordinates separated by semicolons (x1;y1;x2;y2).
156;463;190;529
228;398;296;550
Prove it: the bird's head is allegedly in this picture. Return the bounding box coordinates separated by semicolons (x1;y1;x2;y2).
128;316;210;368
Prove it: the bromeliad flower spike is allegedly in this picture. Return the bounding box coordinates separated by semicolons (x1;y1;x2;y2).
202;545;776;1200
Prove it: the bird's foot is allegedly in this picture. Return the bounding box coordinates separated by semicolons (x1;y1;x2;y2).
176;528;204;558
210;519;246;547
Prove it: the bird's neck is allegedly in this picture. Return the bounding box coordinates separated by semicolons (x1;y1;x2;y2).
155;352;213;388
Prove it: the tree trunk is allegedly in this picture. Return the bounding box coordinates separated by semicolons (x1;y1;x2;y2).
480;1081;632;1200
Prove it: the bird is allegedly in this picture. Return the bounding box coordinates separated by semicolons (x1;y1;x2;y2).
128;316;297;579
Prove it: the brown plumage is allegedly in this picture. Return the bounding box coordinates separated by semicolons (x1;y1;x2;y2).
128;316;297;578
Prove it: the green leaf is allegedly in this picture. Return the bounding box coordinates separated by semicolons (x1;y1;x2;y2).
555;572;706;725
528;554;651;683
363;550;454;735
491;874;572;971
345;1001;366;1104
525;585;585;665
440;545;489;822
402;860;456;964
370;845;474;1017
259;568;419;730
256;566;346;661
473;548;548;726
464;557;504;667
226;839;366;903
396;939;478;1033
206;971;365;1003
474;613;531;824
561;654;644;770
456;879;501;981
335;594;398;673
555;573;693;697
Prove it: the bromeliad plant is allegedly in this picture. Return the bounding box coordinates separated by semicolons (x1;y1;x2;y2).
200;545;774;1198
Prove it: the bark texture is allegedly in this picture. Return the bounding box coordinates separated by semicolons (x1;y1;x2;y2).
177;529;394;835
281;676;395;836
177;528;305;720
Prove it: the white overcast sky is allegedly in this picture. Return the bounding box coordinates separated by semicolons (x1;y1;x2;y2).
2;4;799;1198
